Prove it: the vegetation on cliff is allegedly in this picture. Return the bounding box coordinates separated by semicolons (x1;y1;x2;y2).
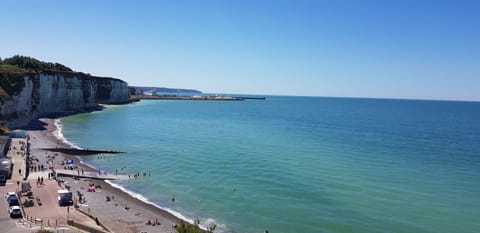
175;220;216;233
2;55;73;72
0;121;8;134
0;64;29;100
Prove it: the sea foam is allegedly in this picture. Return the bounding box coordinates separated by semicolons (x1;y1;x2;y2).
53;119;82;149
105;180;219;232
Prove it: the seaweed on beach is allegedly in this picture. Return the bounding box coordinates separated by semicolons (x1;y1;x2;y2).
175;220;216;233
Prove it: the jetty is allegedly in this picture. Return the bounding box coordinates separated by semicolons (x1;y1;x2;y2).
233;96;266;100
29;170;129;180
40;148;124;156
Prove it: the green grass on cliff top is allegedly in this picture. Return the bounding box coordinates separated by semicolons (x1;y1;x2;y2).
0;63;29;73
0;64;29;99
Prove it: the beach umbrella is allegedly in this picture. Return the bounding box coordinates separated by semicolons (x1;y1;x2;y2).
66;159;74;165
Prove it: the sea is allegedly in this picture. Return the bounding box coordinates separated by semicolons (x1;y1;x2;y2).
55;96;480;233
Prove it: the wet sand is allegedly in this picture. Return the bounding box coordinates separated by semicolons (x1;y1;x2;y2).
25;118;180;233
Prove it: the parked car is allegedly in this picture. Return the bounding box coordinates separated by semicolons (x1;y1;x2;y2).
7;195;19;206
5;192;16;200
0;174;6;185
9;206;22;218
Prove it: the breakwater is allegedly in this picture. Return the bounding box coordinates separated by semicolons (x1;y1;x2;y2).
41;148;124;156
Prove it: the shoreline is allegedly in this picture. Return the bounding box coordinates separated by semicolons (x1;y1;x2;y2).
25;117;199;233
52;116;201;226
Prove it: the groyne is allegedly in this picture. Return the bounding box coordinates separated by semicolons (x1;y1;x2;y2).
40;148;124;156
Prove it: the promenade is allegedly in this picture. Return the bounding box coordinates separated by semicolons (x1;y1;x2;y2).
0;138;80;232
1;137;111;232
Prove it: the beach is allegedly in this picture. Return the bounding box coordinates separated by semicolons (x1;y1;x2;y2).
24;118;181;233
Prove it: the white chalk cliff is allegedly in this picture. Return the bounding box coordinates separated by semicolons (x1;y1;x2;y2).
0;73;129;128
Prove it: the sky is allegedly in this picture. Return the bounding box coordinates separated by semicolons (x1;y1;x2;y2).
1;0;479;100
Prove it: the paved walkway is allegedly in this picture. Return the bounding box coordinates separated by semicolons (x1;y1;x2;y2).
8;138;27;182
20;178;106;232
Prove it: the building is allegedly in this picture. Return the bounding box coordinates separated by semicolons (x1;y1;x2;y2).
0;158;12;178
0;136;13;178
0;136;10;157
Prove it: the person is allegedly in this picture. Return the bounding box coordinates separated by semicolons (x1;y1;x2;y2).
40;177;44;185
19;169;21;175
172;196;175;204
265;229;269;233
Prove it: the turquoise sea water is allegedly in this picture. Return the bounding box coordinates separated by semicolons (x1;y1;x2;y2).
58;97;480;233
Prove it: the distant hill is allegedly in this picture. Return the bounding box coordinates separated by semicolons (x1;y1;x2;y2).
130;86;202;95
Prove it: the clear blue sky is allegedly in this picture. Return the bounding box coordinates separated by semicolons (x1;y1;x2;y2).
1;0;479;100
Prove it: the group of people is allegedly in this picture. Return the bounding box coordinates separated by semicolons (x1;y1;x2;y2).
77;168;85;176
128;171;151;179
30;164;45;172
88;183;97;192
146;218;161;226
36;176;44;187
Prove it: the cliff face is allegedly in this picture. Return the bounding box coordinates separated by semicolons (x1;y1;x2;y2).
0;73;129;129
